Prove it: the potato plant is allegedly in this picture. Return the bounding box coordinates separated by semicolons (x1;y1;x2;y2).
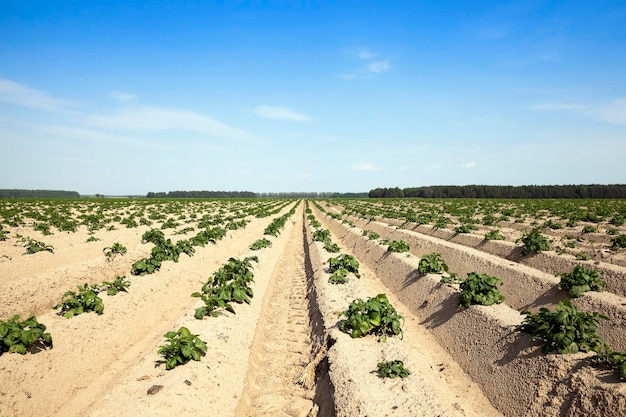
386;240;409;253
20;237;54;255
100;275;131;296
157;327;207;370
54;283;104;318
377;360;411;378
458;272;505;308
518;228;551;256
339;294;404;341
193;257;258;318
103;242;127;259
590;350;626;381
557;266;605;298
417;253;448;274
484;230;505;241
0;315;53;355
519;299;609;354
249;238;272;250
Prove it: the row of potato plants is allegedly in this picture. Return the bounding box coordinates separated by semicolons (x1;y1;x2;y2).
329;198;626;242
316;203;626;382
306;201;410;378
323;199;626;267
158;201;299;370
0;200;283;360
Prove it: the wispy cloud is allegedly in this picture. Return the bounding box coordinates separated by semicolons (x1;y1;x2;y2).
531;98;626;126
340;48;392;80
252;105;311;122
39;125;178;151
83;106;252;139
367;60;390;74
0;78;75;112
352;163;380;172
461;161;477;169
111;91;137;102
530;103;585;111
356;49;374;60
592;99;626;125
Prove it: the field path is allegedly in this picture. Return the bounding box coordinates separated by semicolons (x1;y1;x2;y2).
235;212;319;417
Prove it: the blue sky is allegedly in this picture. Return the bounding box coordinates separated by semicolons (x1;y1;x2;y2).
1;0;625;195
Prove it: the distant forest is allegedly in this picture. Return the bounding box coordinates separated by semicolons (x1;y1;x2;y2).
0;189;80;198
146;191;368;199
369;185;626;199
146;191;257;198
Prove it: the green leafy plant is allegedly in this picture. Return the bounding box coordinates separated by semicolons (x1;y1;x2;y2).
103;242;127;259
157;327;207;370
131;257;162;276
582;225;598;234
100;275;130;296
433;217;452;230
519;299;609;354
484;230;505;241
328;268;350;284
454;224;477;234
557;266;605;298
458;272;505;308
387;240;410;253
362;229;380;240
611;234;626;250
518;228;551;256
328;254;360;276
575;251;591;261
339;294;404;341
250;238;272;250
590;350;626;381
417;253;448;274
85;236;100;242
323;240;340;253
20;237;54;255
193;257;258;318
312;228;331;242
0;315;53;355
54;283;104;318
377;360;411;378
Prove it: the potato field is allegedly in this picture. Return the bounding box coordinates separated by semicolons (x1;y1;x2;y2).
1;198;626;416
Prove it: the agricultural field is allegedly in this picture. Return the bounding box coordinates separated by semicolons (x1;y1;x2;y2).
1;198;626;416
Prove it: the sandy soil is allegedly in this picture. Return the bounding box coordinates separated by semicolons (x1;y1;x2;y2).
2;199;626;417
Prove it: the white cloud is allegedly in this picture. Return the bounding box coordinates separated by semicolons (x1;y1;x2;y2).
357;49;374;60
0;78;75;112
111;91;137;102
530;103;585;111
367;60;390;74
39;125;178;151
340;48;392;80
461;161;477;169
83;106;252;139
591;99;626;125
531;98;626;126
352;163;380;172
252;105;311;122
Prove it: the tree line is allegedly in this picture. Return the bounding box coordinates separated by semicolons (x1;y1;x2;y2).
146;191;257;199
146;191;369;199
0;189;81;198
369;185;626;199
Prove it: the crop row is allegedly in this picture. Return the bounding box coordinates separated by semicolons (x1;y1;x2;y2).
310;202;626;416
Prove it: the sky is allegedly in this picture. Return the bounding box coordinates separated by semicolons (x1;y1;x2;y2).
1;0;625;195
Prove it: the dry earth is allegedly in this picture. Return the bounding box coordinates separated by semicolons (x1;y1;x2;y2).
1;200;626;416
